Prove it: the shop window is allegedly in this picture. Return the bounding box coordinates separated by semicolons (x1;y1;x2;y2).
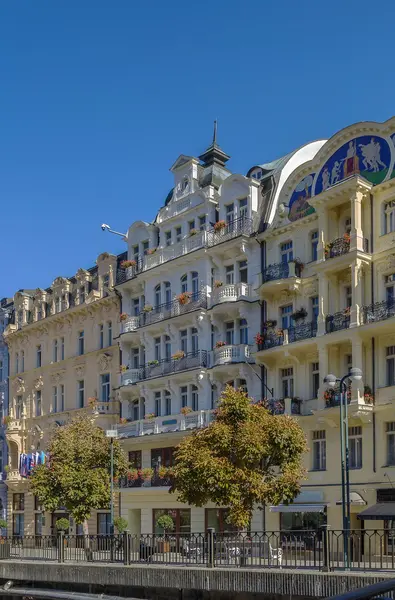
153;509;191;534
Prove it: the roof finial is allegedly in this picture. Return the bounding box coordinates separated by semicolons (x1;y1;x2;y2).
213;119;217;145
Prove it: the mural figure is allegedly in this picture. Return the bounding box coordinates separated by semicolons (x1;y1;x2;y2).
322;167;330;191
359;138;386;172
287;174;315;222
331;161;341;185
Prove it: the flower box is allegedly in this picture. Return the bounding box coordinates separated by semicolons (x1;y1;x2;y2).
263;320;277;328
145;413;155;420
147;248;157;255
177;292;191;305
189;229;198;237
291;307;307;321
214;280;223;288
148;360;159;366
119;417;127;425
181;406;192;415
172;351;185;360
254;333;265;345
143;305;153;313
121;260;136;269
214;220;226;232
215;341;227;349
119;312;128;322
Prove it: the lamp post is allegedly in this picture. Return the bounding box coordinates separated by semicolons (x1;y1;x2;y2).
324;367;362;569
106;429;119;535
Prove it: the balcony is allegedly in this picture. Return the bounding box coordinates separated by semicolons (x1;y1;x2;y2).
212;344;252;366
156;195;204;224
121;351;208;385
325;310;350;333
325;237;350;259
288;321;317;343
6;469;21;484
211;283;253;305
363;298;395;325
145;231;206;269
258;331;284;351
121;316;140;333
141;292;207;327
116;409;214;439
265;398;302;415
118;474;172;489
5;419;23;434
262;262;289;283
206;217;253;247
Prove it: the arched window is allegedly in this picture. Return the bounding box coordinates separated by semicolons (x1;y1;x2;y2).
154;284;161;308
132;399;139;421
191;385;198;412
180;274;188;294
191;272;199;299
164;282;172;307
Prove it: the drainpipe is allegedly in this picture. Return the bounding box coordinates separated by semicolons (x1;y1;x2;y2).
369;192;376;472
258;239;267;399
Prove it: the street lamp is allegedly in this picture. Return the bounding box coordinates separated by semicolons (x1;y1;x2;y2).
106;429;119;535
324;367;362;569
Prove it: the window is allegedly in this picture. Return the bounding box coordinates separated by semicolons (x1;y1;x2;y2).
175;226;182;243
239;319;248;345
191;385;198;412
312;430;326;471
180;274;188;294
97;513;111;535
345;286;352;308
225;322;235;345
131;348;139;369
15;352;19;374
13;514;24;537
15;395;22;419
36;390;42;417
164;282;172;307
386;346;395;386
107;321;112;346
239;260;248;284
180;330;188;354
191;327;198;353
281;304;293;329
132;298;140;316
128;450;142;469
384;200;395;234
198;215;206;230
386;422;395;465
52;386;58;413
226;203;234;224
37;305;42;321
225;265;234;285
99;324;104;349
311;230;319;262
281;367;294;398
35;513;43;536
180;386;188;408
239;197;248;220
154;284;161;308
103;274;110;288
349;426;362;469
151;447;175;469
165;231;172;247
154;337;161;361
100;374;110;402
36;345;42;368
142;240;149;255
164;335;171;360
21;350;24;372
312;362;320;399
188;220;195;232
79;286;85;304
61;337;65;361
154;392;161;417
385;273;395;303
77;380;84;409
132;244;139;260
60;384;65;412
0;361;2;382
191;272;199;299
280;241;293;263
164;390;171;416
153;509;191;534
53;339;58;362
206;508;238;533
311;296;319;322
78;331;84;356
13;493;24;511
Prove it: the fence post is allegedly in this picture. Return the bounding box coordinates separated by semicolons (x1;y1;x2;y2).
207;528;215;568
123;530;130;566
58;531;64;563
321;524;330;572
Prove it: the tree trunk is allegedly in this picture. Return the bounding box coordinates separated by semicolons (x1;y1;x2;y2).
82;519;93;561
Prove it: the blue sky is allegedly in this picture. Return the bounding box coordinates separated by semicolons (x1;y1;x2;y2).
1;0;394;297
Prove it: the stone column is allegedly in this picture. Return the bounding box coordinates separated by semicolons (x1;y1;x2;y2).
317;274;329;336
350;260;363;328
317;208;329;262
317;345;329;410
350;189;365;252
350;337;364;404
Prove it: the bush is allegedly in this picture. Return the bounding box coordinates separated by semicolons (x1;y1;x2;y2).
156;514;174;533
55;518;70;531
0;519;7;530
113;517;128;533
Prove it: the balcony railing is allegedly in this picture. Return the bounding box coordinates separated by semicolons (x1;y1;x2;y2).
145;231;206;269
118;473;172;489
326;237;350;259
141;292;207;326
116;409;214;439
213;344;252;366
265;398;302;415
258;331;284;350
121;351;208;385
211;283;253;305
121;316;140;333
262;262;289;283
363;298;395;324
206;217;253;247
325;311;350;333
288;321;317;343
324;387;351;408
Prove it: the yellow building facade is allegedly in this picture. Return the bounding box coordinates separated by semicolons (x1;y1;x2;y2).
4;252;121;536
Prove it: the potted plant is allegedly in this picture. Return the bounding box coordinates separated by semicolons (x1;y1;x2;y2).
143;305;153;313
291;307;308;321
254;333;265;345
127;469;140;481
177;292;191;305
147;248;157;255
264;319;277;328
172;350;185;360
214;280;223;288
290;258;305;273
0;519;9;556
156;514;174;552
343;232;351;243
141;467;154;482
343;306;351;317
275;328;284;337
88;397;97;409
113;517;128;534
120;259;136;269
145;413;155;420
148;360;159;366
119;312;128;322
189;228;198;237
158;465;170;479
55;518;70;540
181;406;192;416
120;365;128;373
119;417;127;425
364;385;374;404
214;220;226;232
215;341;227;349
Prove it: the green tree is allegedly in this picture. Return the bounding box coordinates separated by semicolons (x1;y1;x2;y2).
170;386;308;529
30;414;128;535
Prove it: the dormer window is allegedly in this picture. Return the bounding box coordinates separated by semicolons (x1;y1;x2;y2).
18;310;23;327
37;306;42;321
198;215;206;231
57;296;62;313
182;176;189;192
142;241;149;255
165;231;172;247
103;274;109;288
79;287;85;304
132;245;139;261
239;198;248;220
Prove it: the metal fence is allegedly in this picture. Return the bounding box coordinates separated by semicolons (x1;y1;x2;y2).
5;529;395;571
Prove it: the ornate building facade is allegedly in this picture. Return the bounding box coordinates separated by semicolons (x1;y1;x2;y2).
0;298;13;519
4;253;121;536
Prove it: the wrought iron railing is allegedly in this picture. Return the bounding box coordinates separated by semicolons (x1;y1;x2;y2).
140;350;208;380
327;237;350;259
288;321;317;343
325;311;350;333
141;292;207;326
206;217;253;247
262;262;289;283
258;332;284;350
363;298;395;324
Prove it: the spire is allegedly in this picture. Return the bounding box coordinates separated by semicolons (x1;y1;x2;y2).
199;121;230;167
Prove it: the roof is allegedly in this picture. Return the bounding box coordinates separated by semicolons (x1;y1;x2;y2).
357;503;395;520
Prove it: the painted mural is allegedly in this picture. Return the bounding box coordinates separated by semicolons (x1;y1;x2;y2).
288;174;315;222
315;136;391;195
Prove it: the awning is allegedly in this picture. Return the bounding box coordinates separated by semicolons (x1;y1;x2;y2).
270;504;326;513
336;492;366;506
357;503;395;520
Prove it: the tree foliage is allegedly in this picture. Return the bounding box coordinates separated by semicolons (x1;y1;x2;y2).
30;415;128;525
170;386;308;528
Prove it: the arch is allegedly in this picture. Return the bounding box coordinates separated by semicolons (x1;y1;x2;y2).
8;439;19;470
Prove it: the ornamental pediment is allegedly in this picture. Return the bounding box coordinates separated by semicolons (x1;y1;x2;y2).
75;268;91;282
